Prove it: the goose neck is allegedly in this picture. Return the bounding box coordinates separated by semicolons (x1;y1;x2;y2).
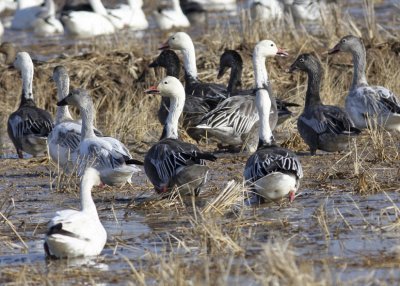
227;65;242;93
20;64;34;102
55;78;73;124
252;53;269;89
80;103;96;139
80;173;98;216
350;44;368;89
166;62;180;78
161;95;185;140
256;89;274;146
181;44;198;79
304;67;322;108
89;0;108;16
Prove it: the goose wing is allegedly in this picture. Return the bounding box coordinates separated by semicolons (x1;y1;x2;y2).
244;146;303;183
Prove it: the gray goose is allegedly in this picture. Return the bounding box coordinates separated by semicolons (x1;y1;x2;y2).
144;76;216;196
7;52;53;159
328;35;400;131
243;40;303;203
288;53;361;155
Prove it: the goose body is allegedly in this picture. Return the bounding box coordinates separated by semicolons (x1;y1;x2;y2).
61;0;120;36
107;0;148;30
179;0;206;25
154;0;190;30
329;35;400;131
243;40;303;202
44;168;107;259
144;77;216;195
32;0;64;36
284;0;326;22
247;0;283;22
149;49;209;142
57;89;140;186
160;32;228;109
11;0;44;30
289;54;361;155
8;52;53;159
48;66;102;173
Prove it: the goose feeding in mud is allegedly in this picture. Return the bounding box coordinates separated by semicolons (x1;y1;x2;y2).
195;49;298;152
328;35;400;131
154;0;190;30
160;32;228;109
44;167;106;259
48;66;102;173
7;52;53;159
144;76;217;196
149;49;209;142
288;53;361;155
244;40;303;203
57;88;141;186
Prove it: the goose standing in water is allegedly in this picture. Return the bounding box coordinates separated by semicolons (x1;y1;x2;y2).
154;0;190;30
48;66;102;173
8;52;53;159
160;32;227;109
288;53;361;155
328;35;400;131
144;76;217;195
244;40;303;203
149;49;209;142
196;44;289;151
44;167;106;259
57;89;141;186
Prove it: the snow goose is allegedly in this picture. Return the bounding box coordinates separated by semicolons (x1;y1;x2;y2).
328;35;400;131
107;0;148;30
216;49;299;125
194;0;236;11
284;0;329;23
244;40;303;203
288;53;361;155
11;0;45;30
149;49;209;142
153;0;190;30
179;0;206;25
144;76;217;195
160;32;227;109
44;167;106;259
57;88;141;186
48;66;102;173
196;43;289;151
245;0;283;22
7;52;53;159
61;0;120;37
0;0;17;13
32;0;64;36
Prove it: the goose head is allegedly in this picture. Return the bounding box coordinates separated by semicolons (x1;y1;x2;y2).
81;167;102;187
149;50;180;70
254;40;288;59
57;88;92;109
159;32;193;51
145;76;185;100
52;65;68;84
288;53;321;74
14;52;33;73
217;49;243;79
328;35;362;55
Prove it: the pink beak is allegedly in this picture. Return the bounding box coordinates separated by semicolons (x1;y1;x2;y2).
159;40;170;50
277;47;289;57
145;86;160;94
289;191;295;203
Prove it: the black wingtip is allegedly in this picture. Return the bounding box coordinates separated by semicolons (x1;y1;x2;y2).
125;159;144;165
198;153;217;162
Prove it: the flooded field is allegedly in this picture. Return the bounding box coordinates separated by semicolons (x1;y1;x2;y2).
0;0;400;285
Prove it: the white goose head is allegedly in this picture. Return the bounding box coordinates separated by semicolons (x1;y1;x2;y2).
254;40;288;59
160;32;193;51
14;52;33;74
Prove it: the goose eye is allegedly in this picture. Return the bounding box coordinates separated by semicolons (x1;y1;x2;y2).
270;44;273;47
341;39;346;43
164;81;168;84
300;58;304;63
172;37;175;40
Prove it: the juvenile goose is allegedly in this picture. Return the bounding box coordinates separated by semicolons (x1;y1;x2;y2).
8;52;53;159
154;0;190;30
149;49;209;142
160;32;227;109
244;40;303;203
196;43;288;151
61;0;119;36
48;66;102;173
44;167;106;259
328;35;400;131
288;54;361;155
144;76;217;195
57;89;141;186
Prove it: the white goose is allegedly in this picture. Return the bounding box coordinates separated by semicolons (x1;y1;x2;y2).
57;88;141;186
32;0;64;36
244;40;303;203
11;0;45;30
8;52;53;159
284;0;327;22
48;66;102;173
154;0;190;30
245;0;284;22
61;0;121;37
328;35;400;131
107;0;148;30
44;167;107;259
